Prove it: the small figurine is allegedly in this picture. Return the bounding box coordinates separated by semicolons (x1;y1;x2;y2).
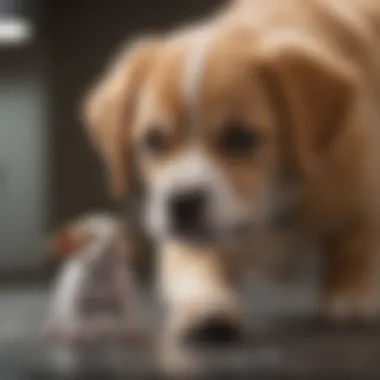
44;213;144;347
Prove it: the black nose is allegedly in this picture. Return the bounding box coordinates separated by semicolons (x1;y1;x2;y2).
169;188;208;233
183;316;243;348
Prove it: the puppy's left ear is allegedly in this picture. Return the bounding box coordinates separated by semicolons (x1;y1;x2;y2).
83;38;162;199
257;36;359;179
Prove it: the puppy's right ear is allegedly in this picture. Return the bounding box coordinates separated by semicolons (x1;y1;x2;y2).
83;38;162;199
256;35;358;180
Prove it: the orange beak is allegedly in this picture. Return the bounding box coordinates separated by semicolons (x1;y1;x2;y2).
50;229;77;258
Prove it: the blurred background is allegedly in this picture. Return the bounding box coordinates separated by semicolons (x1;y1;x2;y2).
0;0;223;282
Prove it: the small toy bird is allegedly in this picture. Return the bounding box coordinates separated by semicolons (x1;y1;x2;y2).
45;213;144;347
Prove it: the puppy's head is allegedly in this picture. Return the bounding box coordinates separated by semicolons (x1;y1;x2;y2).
83;25;357;245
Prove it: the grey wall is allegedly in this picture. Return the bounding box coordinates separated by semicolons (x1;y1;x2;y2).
0;50;47;270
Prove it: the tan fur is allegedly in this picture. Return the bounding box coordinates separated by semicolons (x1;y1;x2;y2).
84;0;380;333
83;38;163;198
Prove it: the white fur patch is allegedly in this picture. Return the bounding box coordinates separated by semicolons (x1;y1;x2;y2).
146;146;247;241
181;29;214;129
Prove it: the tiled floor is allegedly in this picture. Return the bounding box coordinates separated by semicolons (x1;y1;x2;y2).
0;277;379;379
0;273;317;343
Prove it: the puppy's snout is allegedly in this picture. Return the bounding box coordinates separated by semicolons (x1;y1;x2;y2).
168;188;208;232
183;315;243;348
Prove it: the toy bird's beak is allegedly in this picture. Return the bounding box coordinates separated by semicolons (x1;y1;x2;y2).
48;227;92;259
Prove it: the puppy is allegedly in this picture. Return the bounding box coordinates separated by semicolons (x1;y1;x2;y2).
82;0;380;348
45;213;142;346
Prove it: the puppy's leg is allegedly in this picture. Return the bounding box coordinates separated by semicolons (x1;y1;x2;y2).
157;241;244;373
158;242;244;334
319;219;380;322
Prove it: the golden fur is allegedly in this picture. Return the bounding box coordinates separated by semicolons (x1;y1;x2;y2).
83;0;380;338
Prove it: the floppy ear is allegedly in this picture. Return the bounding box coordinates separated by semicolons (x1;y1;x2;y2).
83;38;162;199
257;38;359;179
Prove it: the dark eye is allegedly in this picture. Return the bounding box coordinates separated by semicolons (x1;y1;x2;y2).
217;122;261;157
142;128;169;155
